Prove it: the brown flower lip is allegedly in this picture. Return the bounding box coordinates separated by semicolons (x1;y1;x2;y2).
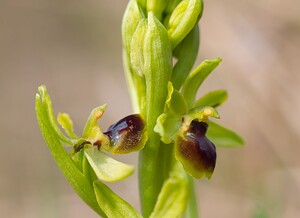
103;114;145;153
176;120;216;179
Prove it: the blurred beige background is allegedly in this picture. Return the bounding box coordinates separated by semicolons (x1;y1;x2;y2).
1;0;299;217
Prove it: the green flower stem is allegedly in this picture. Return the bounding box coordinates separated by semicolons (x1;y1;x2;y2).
138;12;172;217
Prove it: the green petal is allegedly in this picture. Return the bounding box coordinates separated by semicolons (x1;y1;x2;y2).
93;181;142;218
84;147;134;182
207;121;244;147
194;89;228;108
57;113;79;139
182;58;222;108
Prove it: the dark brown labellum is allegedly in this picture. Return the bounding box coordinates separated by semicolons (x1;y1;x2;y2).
103;114;146;154
175;120;216;179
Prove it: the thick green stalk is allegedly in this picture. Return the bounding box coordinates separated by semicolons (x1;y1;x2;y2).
138;12;172;217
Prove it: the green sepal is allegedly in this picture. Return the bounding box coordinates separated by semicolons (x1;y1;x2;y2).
57;112;79;139
84;147;134;182
168;0;202;49
154;112;181;144
82;105;110;146
35;86;106;217
171;25;199;90
194;89;228;108
150;162;188;218
182;58;222;107
37;85;76;145
166;82;188;116
93;181;143;218
207;121;244;147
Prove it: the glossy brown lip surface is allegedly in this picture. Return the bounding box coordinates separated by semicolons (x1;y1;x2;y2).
176;120;216;179
104;114;145;153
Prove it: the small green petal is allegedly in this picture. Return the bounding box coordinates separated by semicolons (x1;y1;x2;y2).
84;147;134;182
57;113;79;139
82;105;110;146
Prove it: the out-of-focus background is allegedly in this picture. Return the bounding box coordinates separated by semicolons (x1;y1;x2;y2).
1;0;299;217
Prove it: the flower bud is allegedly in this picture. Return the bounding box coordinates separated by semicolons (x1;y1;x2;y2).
167;0;203;49
175;120;216;179
103;114;147;154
